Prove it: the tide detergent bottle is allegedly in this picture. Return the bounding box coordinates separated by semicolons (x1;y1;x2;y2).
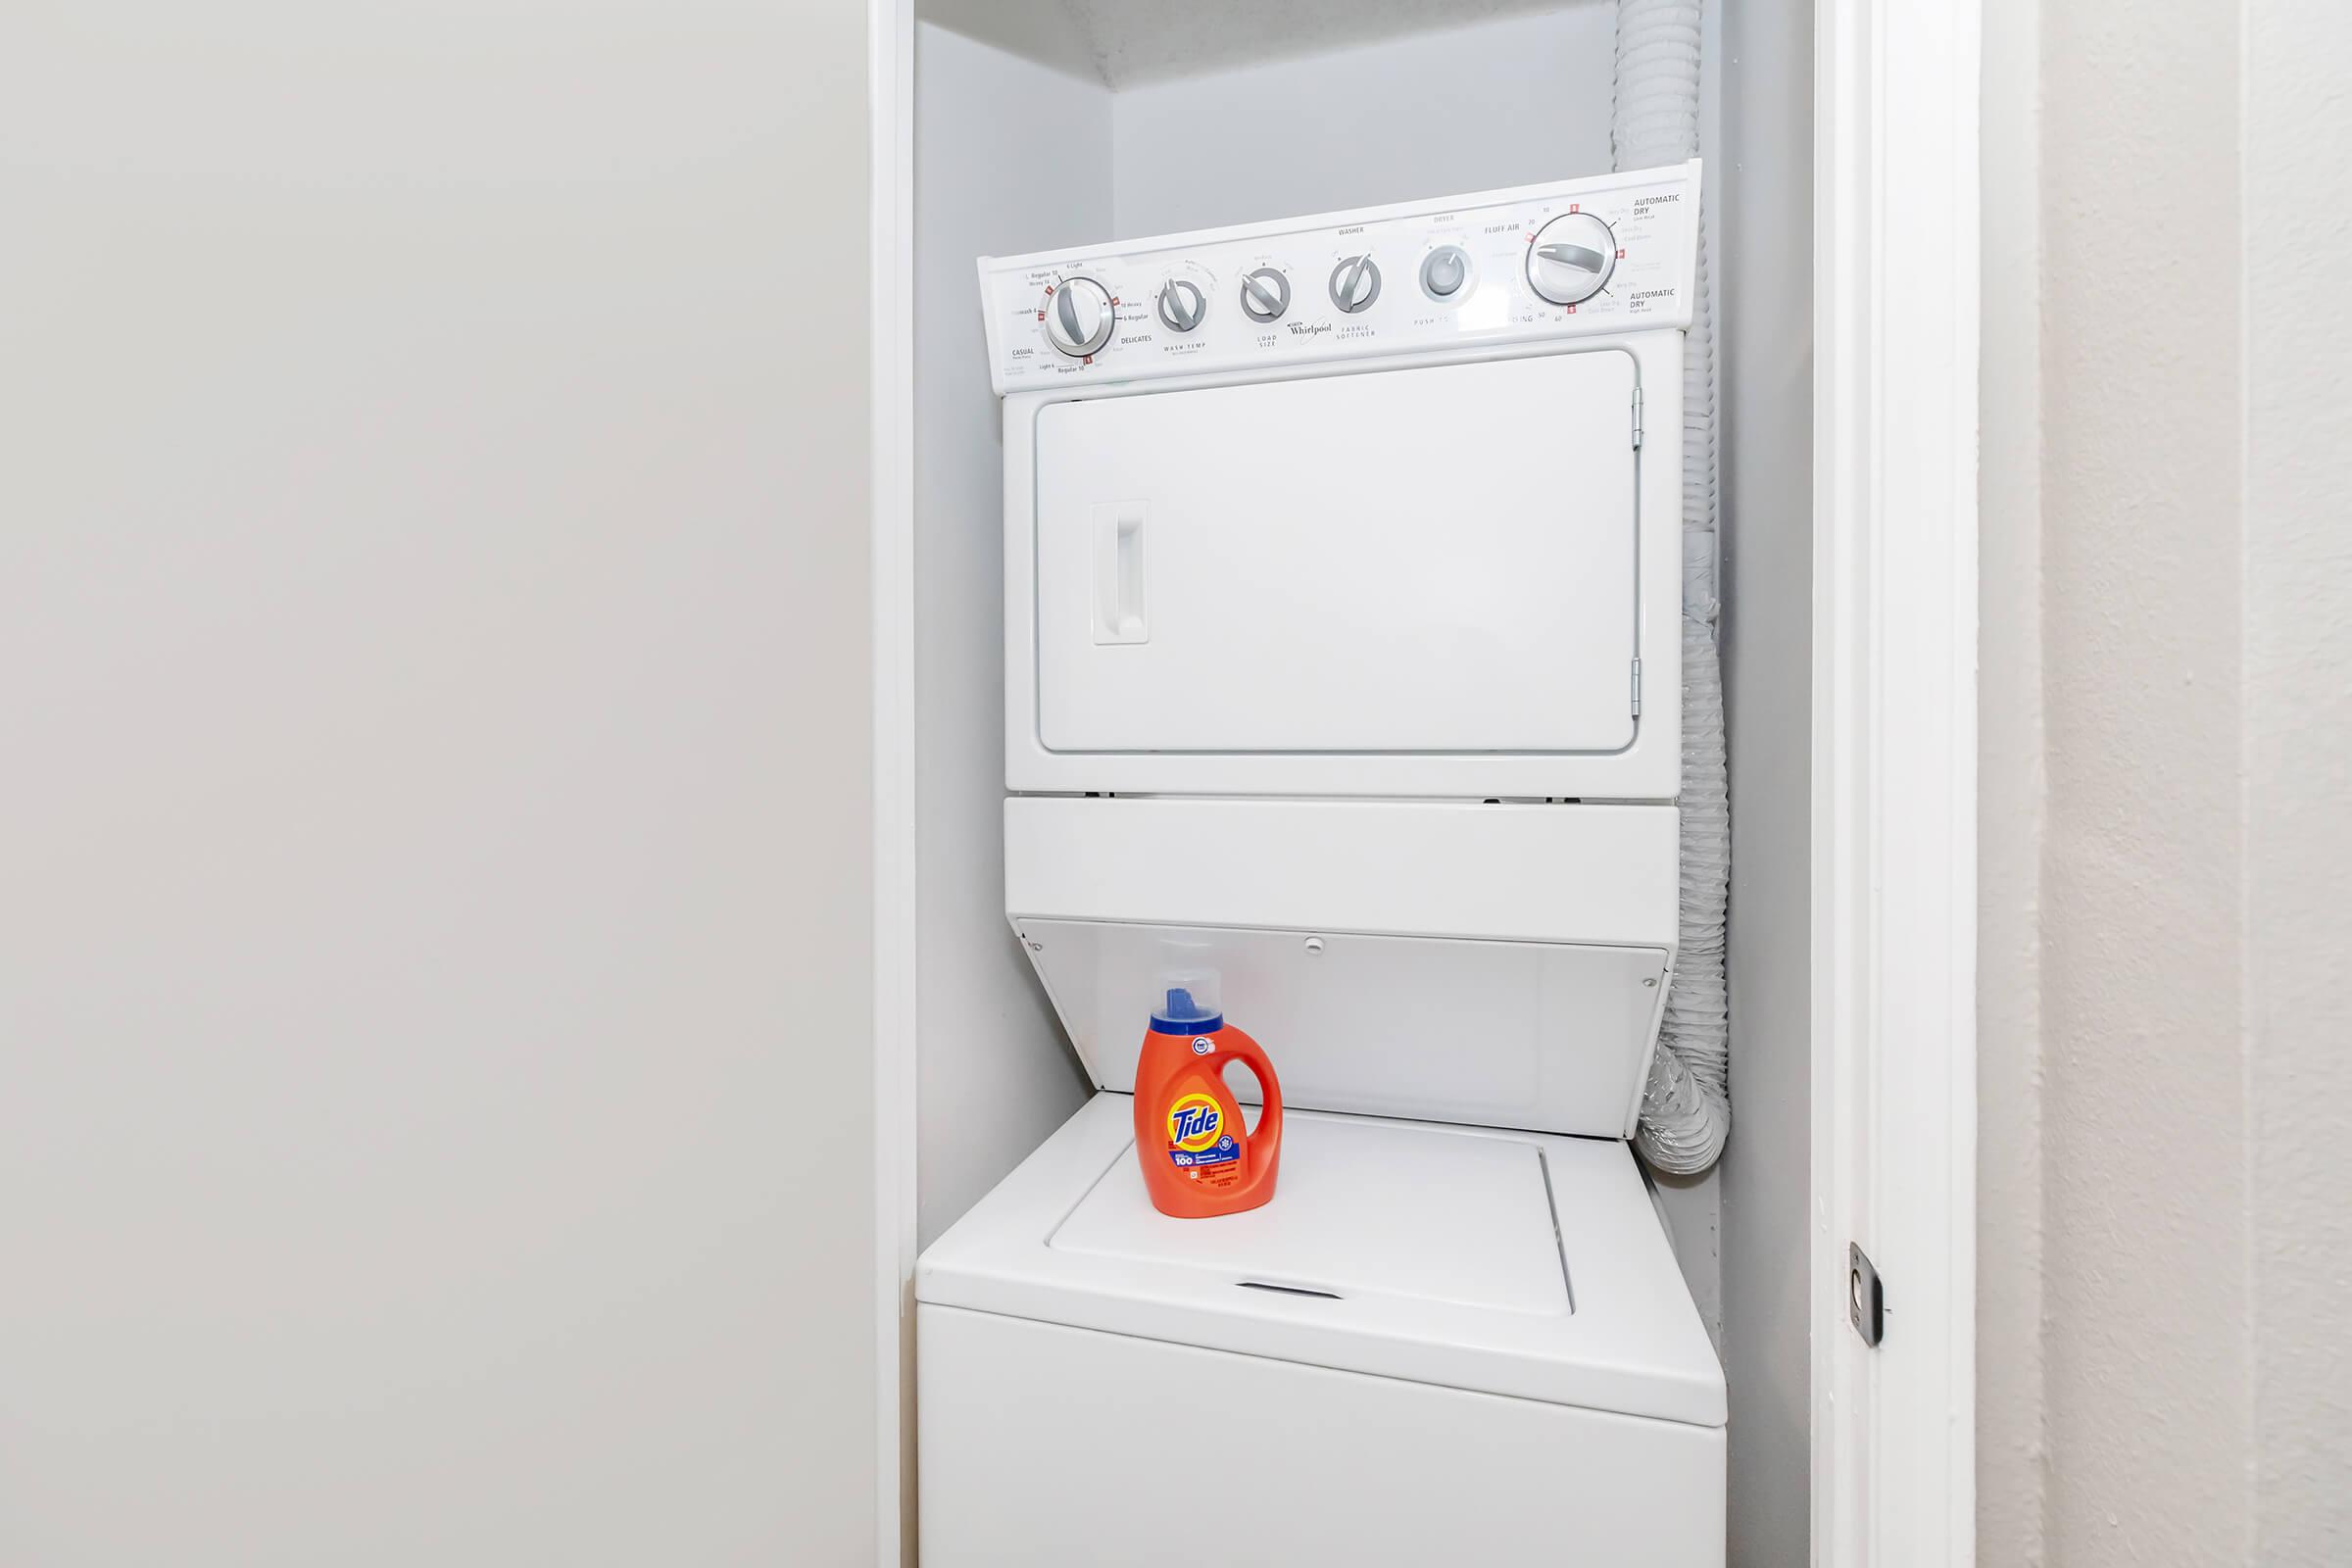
1133;971;1283;1218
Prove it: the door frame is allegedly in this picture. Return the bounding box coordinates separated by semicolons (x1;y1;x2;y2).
867;0;916;1562
865;0;1983;1560
1810;1;1980;1564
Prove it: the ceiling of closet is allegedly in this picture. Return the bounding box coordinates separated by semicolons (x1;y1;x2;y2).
920;0;1596;86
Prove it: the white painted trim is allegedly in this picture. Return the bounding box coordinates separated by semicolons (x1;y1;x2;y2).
1811;1;1980;1564
868;0;916;1561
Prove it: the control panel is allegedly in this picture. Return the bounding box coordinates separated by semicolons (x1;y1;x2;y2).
978;161;1700;395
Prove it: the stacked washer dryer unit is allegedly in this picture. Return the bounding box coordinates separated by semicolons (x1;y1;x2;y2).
917;161;1724;1565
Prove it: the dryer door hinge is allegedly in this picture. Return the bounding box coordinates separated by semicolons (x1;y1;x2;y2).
1632;387;1645;448
1631;658;1642;717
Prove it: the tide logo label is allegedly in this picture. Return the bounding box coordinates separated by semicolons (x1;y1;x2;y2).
1166;1093;1224;1152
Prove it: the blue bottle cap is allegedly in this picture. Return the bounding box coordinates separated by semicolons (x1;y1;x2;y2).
1150;985;1223;1035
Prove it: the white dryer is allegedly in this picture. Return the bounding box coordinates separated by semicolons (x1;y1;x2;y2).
919;163;1724;1566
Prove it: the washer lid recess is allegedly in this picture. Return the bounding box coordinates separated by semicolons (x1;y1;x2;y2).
916;1095;1725;1428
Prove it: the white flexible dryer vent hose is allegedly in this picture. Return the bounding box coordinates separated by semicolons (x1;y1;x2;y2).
1615;0;1731;1174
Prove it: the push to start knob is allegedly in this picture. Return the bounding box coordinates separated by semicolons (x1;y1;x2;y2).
1328;254;1381;313
1156;277;1205;333
1526;212;1617;306
1238;267;1291;322
1419;245;1470;299
1044;276;1115;357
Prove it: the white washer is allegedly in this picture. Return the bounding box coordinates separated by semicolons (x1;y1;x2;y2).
918;1099;1724;1565
921;163;1723;1566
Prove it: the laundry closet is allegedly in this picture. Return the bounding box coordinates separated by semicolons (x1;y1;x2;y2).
905;2;1813;1561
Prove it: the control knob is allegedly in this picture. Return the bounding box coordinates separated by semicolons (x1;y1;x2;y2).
1329;254;1382;313
1156;277;1206;334
1526;213;1617;306
1238;267;1291;323
1420;245;1471;299
1044;276;1115;357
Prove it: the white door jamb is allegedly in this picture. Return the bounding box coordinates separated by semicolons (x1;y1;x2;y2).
1812;1;1981;1562
869;0;917;1561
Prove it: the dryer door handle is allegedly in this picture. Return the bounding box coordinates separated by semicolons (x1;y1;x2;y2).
1091;500;1149;645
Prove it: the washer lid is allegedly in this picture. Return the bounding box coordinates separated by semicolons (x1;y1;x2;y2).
1052;1113;1569;1317
916;1094;1725;1428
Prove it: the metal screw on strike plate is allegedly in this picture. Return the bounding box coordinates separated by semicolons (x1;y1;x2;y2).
1643;977;1657;987
1028;941;1044;952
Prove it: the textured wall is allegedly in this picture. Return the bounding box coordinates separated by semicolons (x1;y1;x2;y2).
0;3;878;1560
1982;0;2352;1559
2243;1;2352;1557
1975;0;2047;1559
2039;0;2250;1557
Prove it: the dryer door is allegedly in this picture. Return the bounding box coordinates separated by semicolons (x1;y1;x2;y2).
1030;350;1640;759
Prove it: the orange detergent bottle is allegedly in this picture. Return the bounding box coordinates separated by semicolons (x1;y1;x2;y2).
1133;972;1283;1219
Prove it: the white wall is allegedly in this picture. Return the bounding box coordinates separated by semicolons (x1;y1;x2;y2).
1109;6;1616;237
0;4;877;1562
912;23;1104;1249
1716;0;1812;1562
2042;0;2250;1552
1979;0;2352;1558
2242;5;2352;1555
1975;0;2047;1560
2238;3;2352;1560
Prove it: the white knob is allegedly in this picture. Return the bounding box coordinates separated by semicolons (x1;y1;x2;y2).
1329;254;1382;313
1156;277;1205;333
1420;245;1470;299
1526;213;1617;306
1044;276;1115;357
1239;267;1291;322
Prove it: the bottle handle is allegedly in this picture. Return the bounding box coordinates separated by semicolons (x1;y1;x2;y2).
1219;1031;1284;1200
